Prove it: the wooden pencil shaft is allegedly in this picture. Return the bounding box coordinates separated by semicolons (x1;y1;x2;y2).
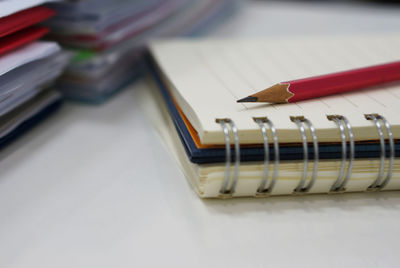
238;61;400;103
288;60;400;102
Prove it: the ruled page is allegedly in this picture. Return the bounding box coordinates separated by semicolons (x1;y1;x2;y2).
150;34;400;144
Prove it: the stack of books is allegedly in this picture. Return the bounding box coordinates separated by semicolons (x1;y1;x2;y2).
0;0;69;149
45;0;237;103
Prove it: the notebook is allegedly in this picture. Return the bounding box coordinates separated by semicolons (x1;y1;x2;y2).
148;33;400;198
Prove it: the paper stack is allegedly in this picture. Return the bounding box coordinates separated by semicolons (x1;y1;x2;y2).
46;0;237;103
0;0;70;149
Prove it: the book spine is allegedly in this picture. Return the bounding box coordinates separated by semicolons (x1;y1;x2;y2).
215;114;396;198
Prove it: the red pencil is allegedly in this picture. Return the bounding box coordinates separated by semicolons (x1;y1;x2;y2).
237;61;400;103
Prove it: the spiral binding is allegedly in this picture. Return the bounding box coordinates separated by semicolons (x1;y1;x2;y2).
290;116;319;194
216;113;395;197
216;118;240;198
327;115;355;193
253;117;279;197
365;114;395;190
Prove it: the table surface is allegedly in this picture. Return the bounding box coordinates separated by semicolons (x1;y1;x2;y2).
1;1;400;267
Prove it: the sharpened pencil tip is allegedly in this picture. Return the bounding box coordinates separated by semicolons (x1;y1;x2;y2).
237;96;258;103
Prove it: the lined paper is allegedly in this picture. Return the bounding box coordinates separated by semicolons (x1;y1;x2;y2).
150;34;400;144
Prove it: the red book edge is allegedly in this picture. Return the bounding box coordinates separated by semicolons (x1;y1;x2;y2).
0;6;55;38
0;26;49;56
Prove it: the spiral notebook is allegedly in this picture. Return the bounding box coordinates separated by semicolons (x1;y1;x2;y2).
148;34;400;198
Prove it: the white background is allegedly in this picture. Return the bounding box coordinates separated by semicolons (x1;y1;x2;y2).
1;1;400;267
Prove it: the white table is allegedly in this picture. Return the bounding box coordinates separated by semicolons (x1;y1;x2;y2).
1;2;400;267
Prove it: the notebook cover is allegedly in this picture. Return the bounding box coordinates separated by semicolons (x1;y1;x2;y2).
149;61;400;164
0;6;55;38
0;26;49;56
0;95;62;150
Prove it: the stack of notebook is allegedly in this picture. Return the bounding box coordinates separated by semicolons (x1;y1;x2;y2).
0;0;69;149
148;34;400;198
46;0;237;103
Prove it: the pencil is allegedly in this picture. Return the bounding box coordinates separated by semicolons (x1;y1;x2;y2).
237;61;400;103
